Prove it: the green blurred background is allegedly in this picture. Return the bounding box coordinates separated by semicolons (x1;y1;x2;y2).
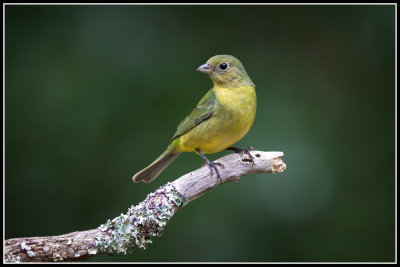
5;4;395;262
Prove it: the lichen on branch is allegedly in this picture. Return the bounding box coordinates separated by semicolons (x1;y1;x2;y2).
4;150;285;262
92;183;187;255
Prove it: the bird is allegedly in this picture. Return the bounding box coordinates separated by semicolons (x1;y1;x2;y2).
133;55;257;184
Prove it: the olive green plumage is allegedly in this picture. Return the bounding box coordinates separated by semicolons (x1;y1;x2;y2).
133;55;257;183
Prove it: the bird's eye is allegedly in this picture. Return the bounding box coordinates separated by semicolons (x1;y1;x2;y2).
219;63;228;70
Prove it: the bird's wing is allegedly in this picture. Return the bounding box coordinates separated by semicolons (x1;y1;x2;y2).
170;89;217;143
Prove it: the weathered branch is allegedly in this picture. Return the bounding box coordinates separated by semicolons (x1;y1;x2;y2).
4;151;286;262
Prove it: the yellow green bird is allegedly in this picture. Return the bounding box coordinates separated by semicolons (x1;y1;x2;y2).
133;55;257;183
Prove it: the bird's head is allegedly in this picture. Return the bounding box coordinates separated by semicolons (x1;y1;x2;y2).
197;55;254;88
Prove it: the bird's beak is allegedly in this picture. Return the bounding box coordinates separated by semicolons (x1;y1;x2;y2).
196;63;212;74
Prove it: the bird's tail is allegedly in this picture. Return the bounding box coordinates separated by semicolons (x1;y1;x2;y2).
132;147;181;183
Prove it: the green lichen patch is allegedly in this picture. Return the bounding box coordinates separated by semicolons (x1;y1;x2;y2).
20;241;35;257
93;182;186;255
5;255;22;263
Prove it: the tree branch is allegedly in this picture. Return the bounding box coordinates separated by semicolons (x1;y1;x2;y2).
4;151;286;262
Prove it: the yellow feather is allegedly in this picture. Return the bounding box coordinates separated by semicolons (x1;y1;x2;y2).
133;55;257;183
175;85;256;154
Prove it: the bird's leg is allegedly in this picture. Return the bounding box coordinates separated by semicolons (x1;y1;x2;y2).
196;148;225;184
226;146;255;167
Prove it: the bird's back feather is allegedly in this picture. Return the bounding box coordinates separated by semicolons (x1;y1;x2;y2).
170;89;217;143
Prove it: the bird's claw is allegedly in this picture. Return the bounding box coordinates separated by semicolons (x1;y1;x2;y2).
230;146;255;167
202;161;225;184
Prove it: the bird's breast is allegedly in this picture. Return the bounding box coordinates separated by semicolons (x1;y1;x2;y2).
198;85;256;153
214;85;256;133
176;85;256;154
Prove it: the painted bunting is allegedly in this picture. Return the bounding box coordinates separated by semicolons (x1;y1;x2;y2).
133;55;257;183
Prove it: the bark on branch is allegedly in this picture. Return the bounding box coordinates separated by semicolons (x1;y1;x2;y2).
4;151;286;262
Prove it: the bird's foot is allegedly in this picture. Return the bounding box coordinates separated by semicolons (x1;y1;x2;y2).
227;146;255;167
196;148;225;184
201;160;225;184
